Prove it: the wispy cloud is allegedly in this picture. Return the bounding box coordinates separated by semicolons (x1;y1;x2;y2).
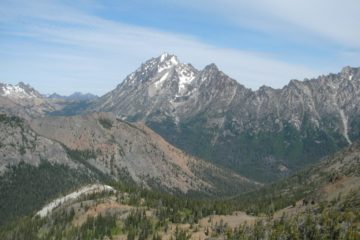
175;0;360;49
0;0;349;95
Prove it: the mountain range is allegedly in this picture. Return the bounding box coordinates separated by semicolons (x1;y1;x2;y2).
89;53;360;182
1;54;360;183
47;92;98;101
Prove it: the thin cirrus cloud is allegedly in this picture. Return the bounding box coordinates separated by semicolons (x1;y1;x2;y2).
176;0;360;49
249;0;360;49
0;0;355;95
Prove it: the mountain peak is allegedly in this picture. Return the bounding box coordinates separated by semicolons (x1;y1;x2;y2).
17;81;28;88
341;66;358;74
203;63;219;72
341;66;353;73
340;66;359;81
159;52;170;61
157;52;179;65
0;82;41;99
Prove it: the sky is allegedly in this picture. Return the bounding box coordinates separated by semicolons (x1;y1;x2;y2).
0;0;360;95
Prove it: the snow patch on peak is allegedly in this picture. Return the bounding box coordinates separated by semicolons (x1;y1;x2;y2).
154;72;170;89
170;56;179;65
177;66;196;94
1;84;37;99
158;58;179;72
349;75;353;81
160;52;169;62
159;53;178;64
125;72;136;85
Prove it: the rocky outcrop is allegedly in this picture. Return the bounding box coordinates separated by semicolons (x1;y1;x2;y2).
30;112;257;194
0;114;76;173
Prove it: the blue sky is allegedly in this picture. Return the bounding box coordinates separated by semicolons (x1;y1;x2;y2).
1;0;360;95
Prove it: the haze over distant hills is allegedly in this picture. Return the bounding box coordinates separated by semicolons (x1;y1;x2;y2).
47;92;98;101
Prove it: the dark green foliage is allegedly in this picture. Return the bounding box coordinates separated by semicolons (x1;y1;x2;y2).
0;114;24;127
230;143;360;215
215;119;347;182
125;210;154;239
0;161;93;226
65;147;133;186
112;182;236;225
228;161;324;215
147;116;215;162
349;114;360;141
0;125;359;238
0;212;117;240
0;216;45;240
148;116;349;182
189;162;258;197
113;167;137;187
65;147;99;171
65;147;111;182
79;214;116;240
98;118;113;129
0;114;37;153
227;205;360;240
0;168;359;239
65;148;97;161
18;145;26;155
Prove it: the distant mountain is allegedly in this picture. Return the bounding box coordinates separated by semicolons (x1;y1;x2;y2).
47;92;98;101
0;83;98;118
90;53;360;182
0;82;56;119
0;82;43;99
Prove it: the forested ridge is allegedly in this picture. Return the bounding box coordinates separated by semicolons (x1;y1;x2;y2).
0;116;360;239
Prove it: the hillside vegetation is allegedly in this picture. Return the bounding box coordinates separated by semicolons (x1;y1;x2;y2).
1;142;359;239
